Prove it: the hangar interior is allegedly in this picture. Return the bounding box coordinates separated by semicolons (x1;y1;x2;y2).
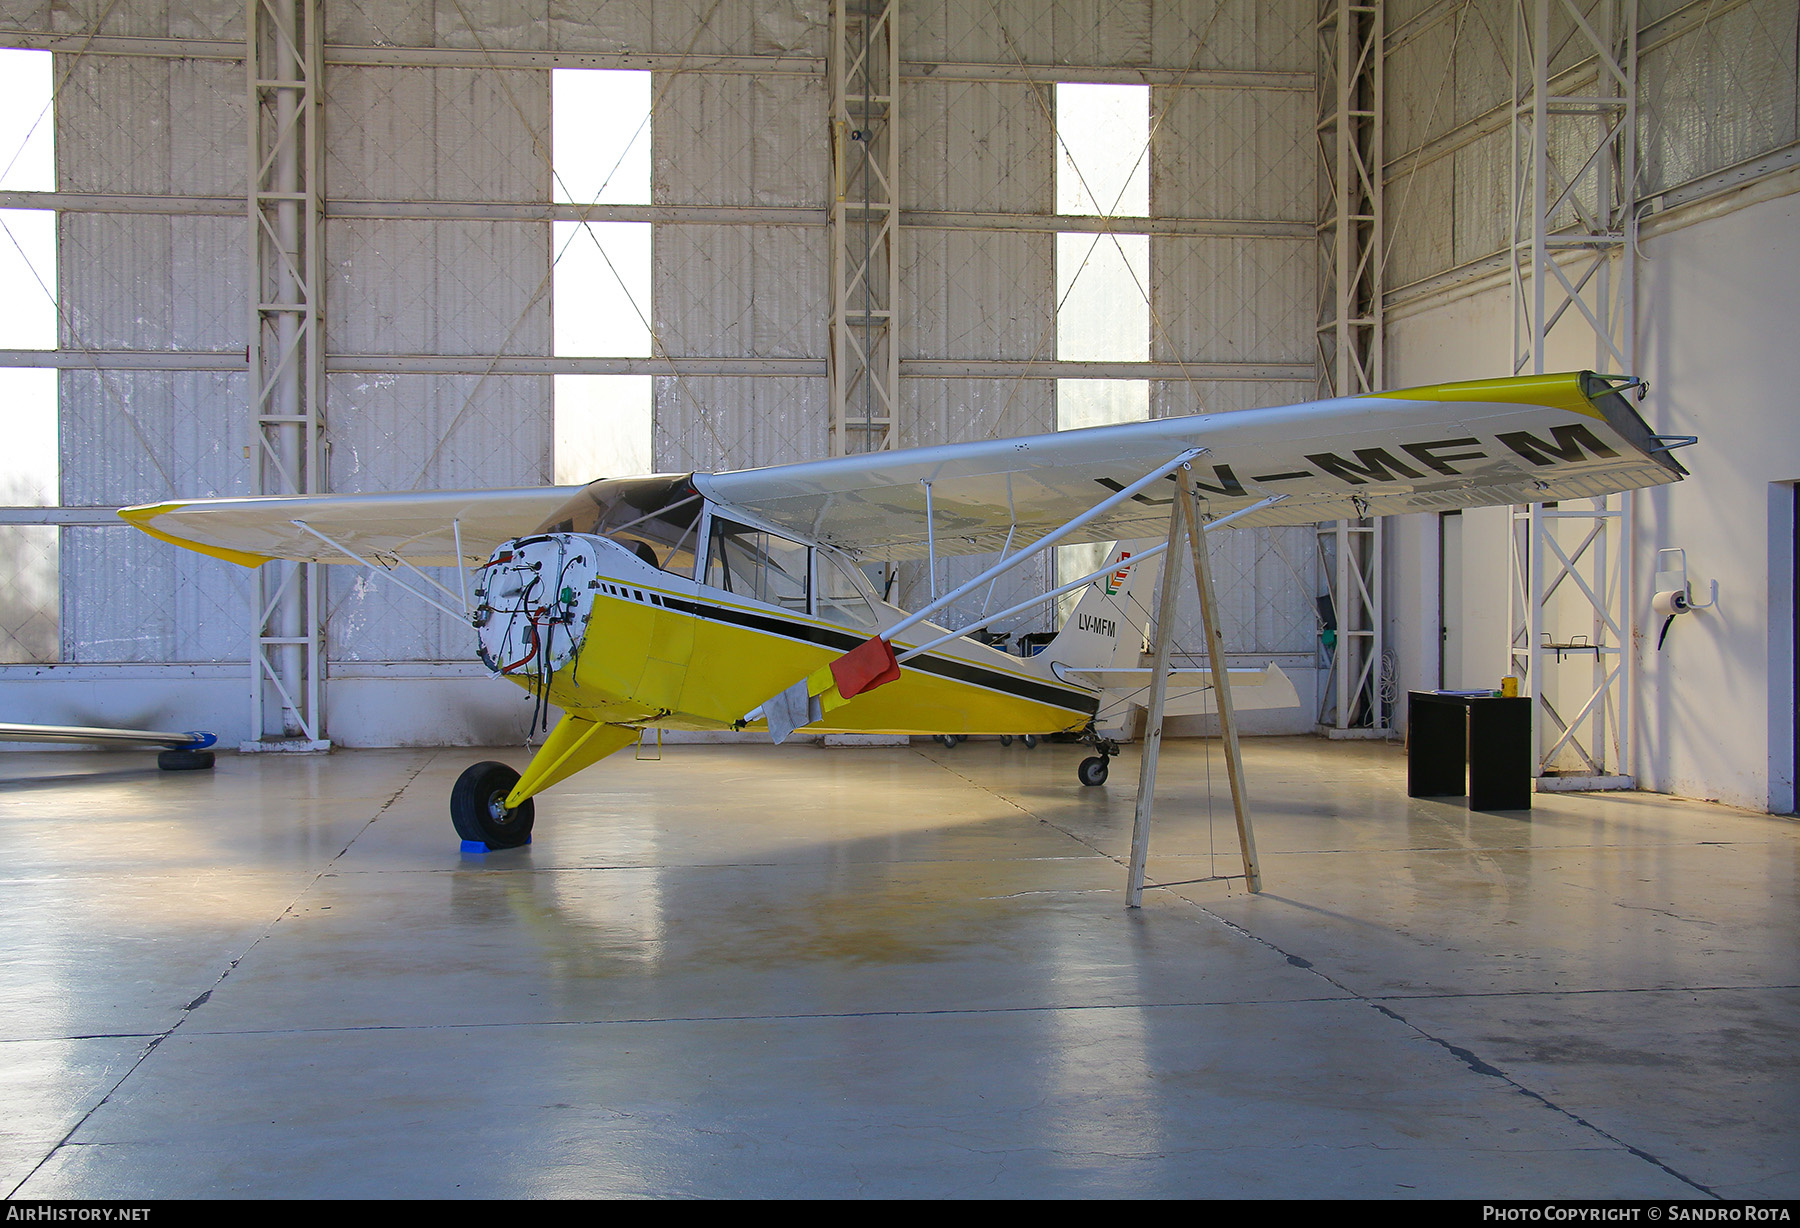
0;0;1796;1201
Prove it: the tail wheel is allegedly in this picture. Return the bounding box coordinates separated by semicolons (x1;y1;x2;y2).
1077;756;1109;787
451;761;535;849
158;748;215;771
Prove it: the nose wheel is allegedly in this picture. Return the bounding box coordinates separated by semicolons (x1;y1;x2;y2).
451;760;535;849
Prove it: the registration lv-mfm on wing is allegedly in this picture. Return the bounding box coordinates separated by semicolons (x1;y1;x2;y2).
122;373;1687;848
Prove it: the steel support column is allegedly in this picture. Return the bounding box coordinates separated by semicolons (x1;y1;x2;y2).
829;0;899;457
1315;0;1389;736
244;0;327;751
1508;0;1637;787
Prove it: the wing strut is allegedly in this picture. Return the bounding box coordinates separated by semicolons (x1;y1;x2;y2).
741;448;1205;729
895;494;1286;663
290;519;470;621
877;447;1206;648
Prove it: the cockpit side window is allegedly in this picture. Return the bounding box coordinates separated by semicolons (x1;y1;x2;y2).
704;519;810;613
815;550;880;631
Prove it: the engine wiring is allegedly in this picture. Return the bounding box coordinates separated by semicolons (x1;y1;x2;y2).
471;539;597;741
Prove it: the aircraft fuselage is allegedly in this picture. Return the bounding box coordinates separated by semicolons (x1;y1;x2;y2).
472;531;1099;738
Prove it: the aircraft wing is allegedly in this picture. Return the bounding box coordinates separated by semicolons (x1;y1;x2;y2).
696;372;1685;561
117;487;584;568
120;373;1684;571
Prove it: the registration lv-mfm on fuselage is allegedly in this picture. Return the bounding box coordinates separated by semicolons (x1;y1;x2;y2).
121;373;1688;848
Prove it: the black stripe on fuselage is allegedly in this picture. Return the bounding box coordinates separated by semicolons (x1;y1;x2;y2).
650;591;1098;716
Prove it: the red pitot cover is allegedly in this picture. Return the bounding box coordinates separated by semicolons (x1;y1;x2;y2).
829;635;902;699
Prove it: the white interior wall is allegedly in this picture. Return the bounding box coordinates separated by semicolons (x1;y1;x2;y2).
1633;186;1800;812
1378;0;1799;811
1385;276;1603;707
1387;180;1800;812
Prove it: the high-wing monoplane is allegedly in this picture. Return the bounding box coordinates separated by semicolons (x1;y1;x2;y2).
121;372;1687;848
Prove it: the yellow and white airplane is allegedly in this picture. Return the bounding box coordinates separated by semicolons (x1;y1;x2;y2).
121;372;1687;847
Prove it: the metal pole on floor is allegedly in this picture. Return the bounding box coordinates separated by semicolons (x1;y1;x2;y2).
1182;471;1261;893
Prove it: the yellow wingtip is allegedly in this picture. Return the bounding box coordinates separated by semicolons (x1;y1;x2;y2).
117;503;275;568
1374;372;1602;420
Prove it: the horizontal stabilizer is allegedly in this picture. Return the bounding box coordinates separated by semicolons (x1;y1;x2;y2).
1061;663;1300;719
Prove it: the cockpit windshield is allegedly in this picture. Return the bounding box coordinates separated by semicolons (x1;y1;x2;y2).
533;474;704;576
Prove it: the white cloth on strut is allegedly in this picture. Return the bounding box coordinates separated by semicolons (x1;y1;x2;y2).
764;678;823;744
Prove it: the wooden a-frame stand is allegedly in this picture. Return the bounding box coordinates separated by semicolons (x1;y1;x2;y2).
1126;468;1263;906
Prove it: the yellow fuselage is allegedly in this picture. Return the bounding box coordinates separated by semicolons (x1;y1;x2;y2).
510;576;1096;738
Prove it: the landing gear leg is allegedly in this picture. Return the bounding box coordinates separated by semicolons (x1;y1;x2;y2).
451;760;535;849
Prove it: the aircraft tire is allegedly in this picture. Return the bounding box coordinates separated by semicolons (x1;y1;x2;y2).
157;749;215;771
1077;756;1109;787
1022;735;1039;749
1000;735;1014;746
451;760;535;849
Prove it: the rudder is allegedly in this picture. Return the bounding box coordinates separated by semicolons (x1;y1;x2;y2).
1038;540;1162;671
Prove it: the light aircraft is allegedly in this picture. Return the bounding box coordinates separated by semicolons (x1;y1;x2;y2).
121;372;1687;848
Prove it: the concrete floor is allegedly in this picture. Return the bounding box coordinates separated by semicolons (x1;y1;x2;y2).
0;735;1794;1199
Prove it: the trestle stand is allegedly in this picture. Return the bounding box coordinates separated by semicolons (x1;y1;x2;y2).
1125;471;1263;907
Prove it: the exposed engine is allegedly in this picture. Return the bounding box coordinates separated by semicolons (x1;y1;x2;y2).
471;534;601;679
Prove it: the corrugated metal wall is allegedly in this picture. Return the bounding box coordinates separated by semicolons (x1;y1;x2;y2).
10;0;1789;736
1384;0;1800;302
24;0;1332;681
52;40;253;664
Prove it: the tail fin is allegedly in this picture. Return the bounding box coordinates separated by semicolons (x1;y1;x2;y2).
1038;540;1162;670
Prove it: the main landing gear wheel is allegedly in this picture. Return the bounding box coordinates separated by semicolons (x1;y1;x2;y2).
157;748;214;771
451;761;535;849
1077;756;1110;787
1022;734;1039;749
934;734;965;748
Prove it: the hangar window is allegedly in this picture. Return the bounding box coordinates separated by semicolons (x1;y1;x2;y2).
1054;83;1151;618
552;69;654;486
1055;84;1148;219
0;47;57;665
1055;83;1150;370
